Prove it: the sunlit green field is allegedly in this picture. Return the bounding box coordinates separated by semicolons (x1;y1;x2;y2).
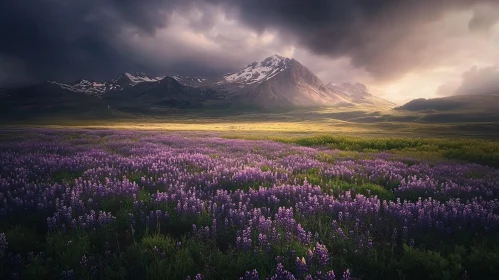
3;115;499;138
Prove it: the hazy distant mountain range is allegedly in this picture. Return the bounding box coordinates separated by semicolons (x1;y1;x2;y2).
3;54;497;123
0;55;398;119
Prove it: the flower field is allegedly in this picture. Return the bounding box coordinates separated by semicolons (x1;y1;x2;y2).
0;129;498;279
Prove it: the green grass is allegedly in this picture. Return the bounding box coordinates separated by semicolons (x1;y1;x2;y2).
230;134;499;168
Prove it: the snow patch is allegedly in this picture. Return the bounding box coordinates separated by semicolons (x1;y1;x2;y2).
125;72;162;84
51;72;165;96
222;54;291;86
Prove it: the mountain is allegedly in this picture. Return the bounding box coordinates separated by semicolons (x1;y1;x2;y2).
175;55;393;108
326;82;395;107
219;55;292;87
0;54;397;120
395;93;499;122
209;55;351;108
172;75;211;88
326;82;372;102
48;72;165;96
397;94;499;112
104;76;216;111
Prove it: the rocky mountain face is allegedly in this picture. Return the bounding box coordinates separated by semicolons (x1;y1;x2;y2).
104;76;213;110
172;75;211;88
222;56;347;108
1;55;395;118
172;55;357;108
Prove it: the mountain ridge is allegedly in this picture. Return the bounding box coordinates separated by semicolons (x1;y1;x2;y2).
396;93;499;112
1;54;396;117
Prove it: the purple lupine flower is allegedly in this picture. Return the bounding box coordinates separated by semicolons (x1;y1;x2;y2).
391;228;398;245
269;263;296;280
296;257;308;277
80;255;88;268
0;233;7;258
61;269;75;280
314;243;330;267
306;249;314;267
342;269;351;280
325;270;336;280
240;269;259;280
2;129;499;280
409;239;415;247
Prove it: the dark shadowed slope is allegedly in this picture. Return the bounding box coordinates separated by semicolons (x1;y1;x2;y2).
395;93;499;123
397;94;499;112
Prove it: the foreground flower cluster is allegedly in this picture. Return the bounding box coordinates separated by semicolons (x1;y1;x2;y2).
0;129;498;279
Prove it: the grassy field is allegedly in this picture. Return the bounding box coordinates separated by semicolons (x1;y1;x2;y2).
3;114;499;138
1;112;499;279
0;128;498;280
3;114;499;168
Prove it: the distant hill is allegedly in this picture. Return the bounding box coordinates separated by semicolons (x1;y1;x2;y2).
395;93;499;123
397;94;499;112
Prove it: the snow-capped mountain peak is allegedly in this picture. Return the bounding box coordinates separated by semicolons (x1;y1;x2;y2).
39;54;395;109
221;54;292;86
48;79;109;96
49;72;166;96
120;72;164;85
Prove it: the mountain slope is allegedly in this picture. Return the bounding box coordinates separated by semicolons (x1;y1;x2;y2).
176;55;394;109
213;55;348;108
397;94;499;112
395;93;499;122
327;82;395;108
104;76;208;110
172;75;211;88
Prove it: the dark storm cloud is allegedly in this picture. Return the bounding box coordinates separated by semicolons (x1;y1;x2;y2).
0;0;191;84
1;0;498;85
469;4;499;33
436;66;499;97
454;66;499;96
208;0;499;80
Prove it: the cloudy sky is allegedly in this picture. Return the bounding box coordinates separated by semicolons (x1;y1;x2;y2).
1;0;499;104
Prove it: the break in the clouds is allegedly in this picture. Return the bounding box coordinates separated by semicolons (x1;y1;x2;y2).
1;0;499;102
